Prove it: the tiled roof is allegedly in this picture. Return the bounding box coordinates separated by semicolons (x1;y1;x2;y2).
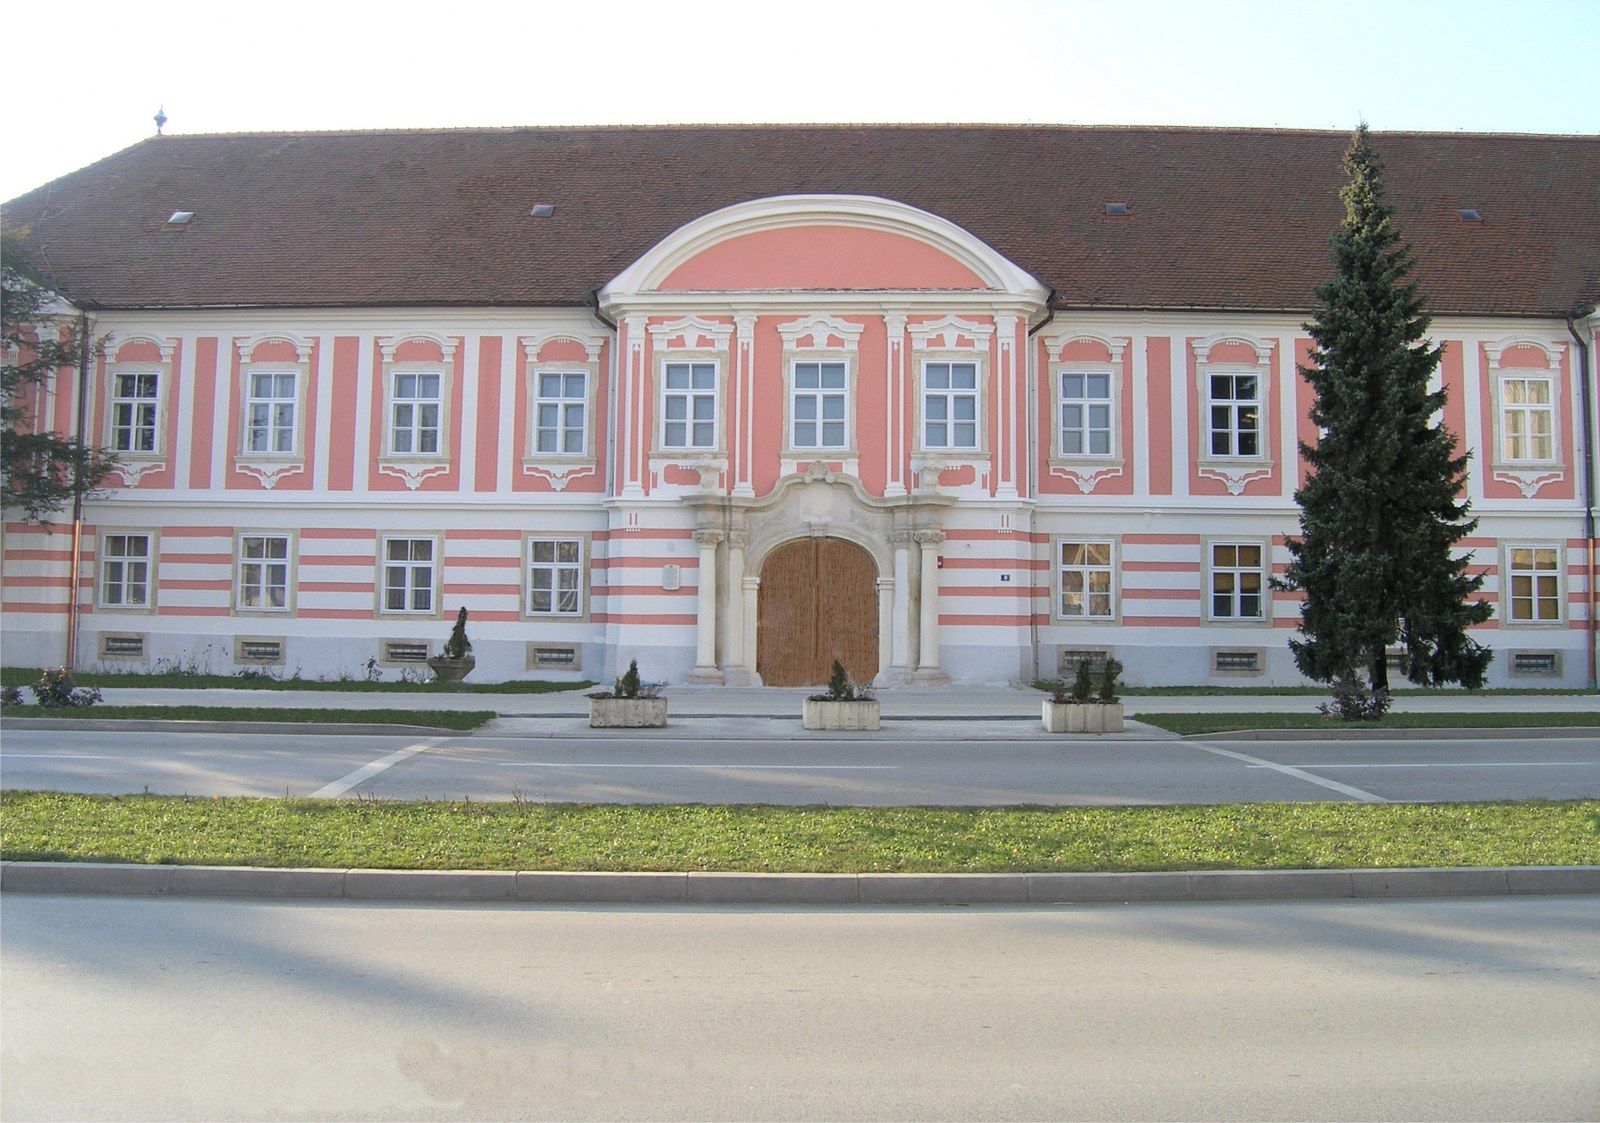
4;124;1597;316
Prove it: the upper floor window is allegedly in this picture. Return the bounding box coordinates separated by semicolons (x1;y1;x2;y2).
245;371;298;454
1500;375;1555;463
237;534;291;612
382;537;436;614
99;533;152;607
923;361;979;450
1207;373;1260;458
527;538;583;616
1507;545;1561;623
1058;540;1115;619
111;372;160;453
533;371;587;455
389;371;442;455
1060;371;1113;457
1209;542;1265;620
662;362;717;450
791;362;848;450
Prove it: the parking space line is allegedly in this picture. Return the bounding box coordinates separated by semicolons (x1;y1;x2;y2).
494;762;899;770
309;738;449;798
1186;742;1388;802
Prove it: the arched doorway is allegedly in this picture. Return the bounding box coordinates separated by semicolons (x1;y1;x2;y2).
757;537;878;687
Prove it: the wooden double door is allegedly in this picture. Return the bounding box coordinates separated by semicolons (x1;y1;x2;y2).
757;537;879;687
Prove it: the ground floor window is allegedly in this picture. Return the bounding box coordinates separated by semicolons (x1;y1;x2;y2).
99;533;152;607
1058;540;1115;619
528;538;583;615
237;535;291;611
1507;545;1561;622
382;537;436;613
1209;542;1265;620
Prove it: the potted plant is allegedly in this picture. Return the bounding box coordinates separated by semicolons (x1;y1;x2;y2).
427;607;477;683
803;660;881;731
588;659;668;728
1042;656;1125;733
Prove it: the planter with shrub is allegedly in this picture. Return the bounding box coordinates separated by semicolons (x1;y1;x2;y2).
803;660;880;731
1042;656;1125;733
588;660;667;727
427;607;477;684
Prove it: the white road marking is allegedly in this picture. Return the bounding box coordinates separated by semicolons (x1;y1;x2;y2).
1186;742;1388;803
309;738;448;798
493;762;899;770
0;753;118;759
1246;761;1595;769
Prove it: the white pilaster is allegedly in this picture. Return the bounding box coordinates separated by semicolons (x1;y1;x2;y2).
876;577;894;678
996;313;1018;499
687;529;724;683
890;530;913;670
742;575;762;686
723;531;747;675
885;313;908;496
912;529;948;683
734;314;756;497
1461;335;1485;501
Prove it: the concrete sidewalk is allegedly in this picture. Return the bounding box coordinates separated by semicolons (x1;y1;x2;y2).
77;683;1600;717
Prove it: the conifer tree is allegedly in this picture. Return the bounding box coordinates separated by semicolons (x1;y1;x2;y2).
1278;126;1492;690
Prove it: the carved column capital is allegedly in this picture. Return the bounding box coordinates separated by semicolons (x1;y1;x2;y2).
913;529;946;547
693;529;726;548
725;530;748;550
888;529;916;547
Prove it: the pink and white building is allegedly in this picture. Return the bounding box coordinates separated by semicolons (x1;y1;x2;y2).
3;125;1597;687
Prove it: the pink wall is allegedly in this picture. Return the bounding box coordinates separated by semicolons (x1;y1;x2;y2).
660;226;986;291
1479;342;1576;500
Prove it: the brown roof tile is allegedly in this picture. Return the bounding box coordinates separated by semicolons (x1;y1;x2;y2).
3;124;1597;316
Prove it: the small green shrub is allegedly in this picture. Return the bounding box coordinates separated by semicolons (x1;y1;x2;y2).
442;607;473;660
30;668;103;709
1070;658;1095;703
1098;658;1124;704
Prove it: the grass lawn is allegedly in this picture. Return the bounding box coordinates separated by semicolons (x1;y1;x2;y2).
0;667;592;694
1;792;1595;872
0;706;492;731
1140;711;1600;735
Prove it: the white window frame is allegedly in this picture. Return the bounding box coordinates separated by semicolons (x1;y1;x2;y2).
379;535;439;616
530;369;590;457
1055;538;1119;622
1204;369;1265;460
235;533;294;614
788;359;851;452
97;531;155;611
1206;540;1269;623
659;360;720;452
1503;543;1564;625
1055;365;1119;461
1495;372;1558;466
385;367;447;457
242;367;301;456
109;369;162;455
919;359;982;452
525;537;586;618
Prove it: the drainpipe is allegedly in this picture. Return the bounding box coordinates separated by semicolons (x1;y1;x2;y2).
64;309;92;671
1564;301;1597;690
587;287;621;679
1025;292;1057;684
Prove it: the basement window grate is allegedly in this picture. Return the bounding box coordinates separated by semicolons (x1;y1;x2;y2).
1213;650;1262;673
236;638;285;665
99;633;147;659
382;640;430;665
1510;651;1559;676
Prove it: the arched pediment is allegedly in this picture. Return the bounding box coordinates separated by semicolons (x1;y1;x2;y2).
599;195;1048;309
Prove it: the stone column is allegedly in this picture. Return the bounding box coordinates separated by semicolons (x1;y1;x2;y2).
876;577;894;679
687;529;724;683
722;531;748;683
742;575;762;685
912;529;949;684
889;530;914;675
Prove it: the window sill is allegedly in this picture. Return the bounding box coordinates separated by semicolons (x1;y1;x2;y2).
1197;458;1275;496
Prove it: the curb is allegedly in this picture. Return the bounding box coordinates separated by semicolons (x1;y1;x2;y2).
3;862;1596;905
0;718;473;737
1189;726;1600;741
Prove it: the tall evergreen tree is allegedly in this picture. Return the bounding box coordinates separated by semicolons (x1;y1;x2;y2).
1279;126;1492;690
2;226;116;521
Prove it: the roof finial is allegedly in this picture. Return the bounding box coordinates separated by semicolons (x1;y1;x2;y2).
154;106;168;136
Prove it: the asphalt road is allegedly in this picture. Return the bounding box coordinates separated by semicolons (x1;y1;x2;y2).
3;726;1600;804
3;893;1596;1120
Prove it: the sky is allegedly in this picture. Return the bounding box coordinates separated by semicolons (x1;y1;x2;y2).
2;0;1596;201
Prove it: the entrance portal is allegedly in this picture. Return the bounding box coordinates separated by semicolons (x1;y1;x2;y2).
757;537;878;687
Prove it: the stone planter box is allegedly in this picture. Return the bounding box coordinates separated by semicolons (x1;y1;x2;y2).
803;699;881;731
426;655;476;683
589;697;668;728
1041;700;1125;734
